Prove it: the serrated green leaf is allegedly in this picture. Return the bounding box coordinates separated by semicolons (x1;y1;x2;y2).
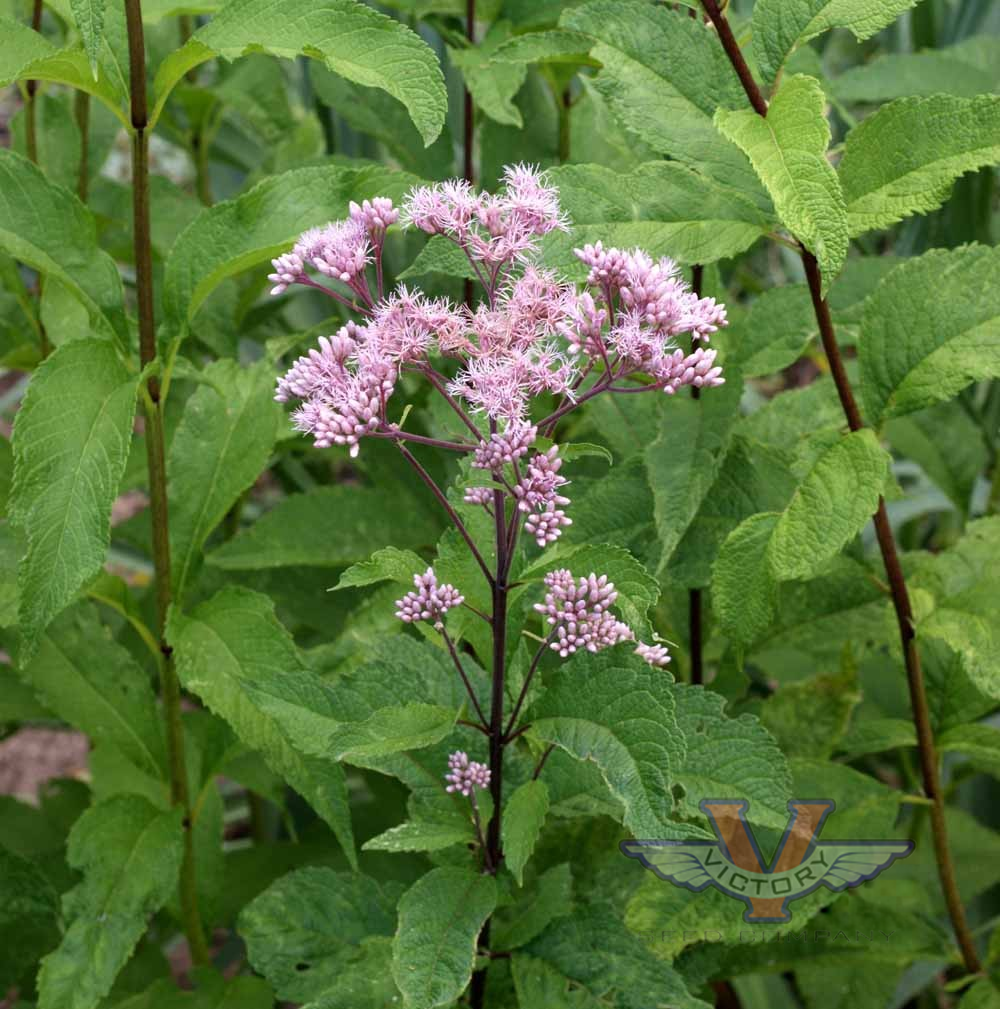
0;150;126;344
239;867;401;1005
561;0;768;207
328;702;459;761
730;284;817;377
206;485;437;570
163;163;419;335
10;340;137;656
769;430;889;580
543;161;773;274
938;724;1000;781
493;862;573;952
70;0;106;76
529;647;692;839
646;376;742;575
752;0;919;84
492;29;594;65
167;587;357;868
362;820;471;853
860;245;1000;425
449;23;527;128
512;954;605;1008
398;234;479;282
919;607;1000;700
0;17;127;124
37;796;184;1009
169;359;280;601
151;0;446;144
392;867;496;1009
836;717;917;760
959;980;1000;1009
333;546;427;592
715;75;847;290
17;604;165;778
502;779;549;886
839;95;1000;237
111;969;274;1009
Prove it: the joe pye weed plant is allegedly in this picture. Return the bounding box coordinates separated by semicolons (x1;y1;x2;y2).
1;0;1000;1007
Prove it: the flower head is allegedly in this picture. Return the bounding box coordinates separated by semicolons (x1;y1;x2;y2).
445;751;491;796
635;641;671;667
395;568;464;630
472;421;537;471
534;570;634;658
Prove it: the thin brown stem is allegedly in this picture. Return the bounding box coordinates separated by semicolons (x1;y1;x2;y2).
503;631;555;739
419;365;483;440
124;0;209;967
25;0;51;359
74;91;90;202
441;628;488;726
462;0;476;311
393;440;494;586
689;264;705;685
371;428;475;453
532;743;555;780
701;0;981;973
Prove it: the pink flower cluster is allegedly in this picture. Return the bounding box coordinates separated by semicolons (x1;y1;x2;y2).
445;750;491;796
516;448;572;547
534;570;634;658
394;568;464;630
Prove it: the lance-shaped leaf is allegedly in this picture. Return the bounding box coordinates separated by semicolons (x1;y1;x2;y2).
10;341;137;657
543;162;773;274
240;868;403;1005
561;0;768;207
715;74;848;290
752;0;920;84
18;605;166;779
326;702;459;762
491;28;595;65
333;546;427;592
392;867;496;1009
860;245;1000;425
529;647;691;840
0;151;126;344
840;94;1000;237
363;820;471;853
36;796;184;1009
168;359;281;601
448;24;527;128
503;780;550;886
0;17;127;123
0;847;60;990
163;163;418;334
151;0;446;143
712;431;891;645
167;587;357;868
70;0;107;76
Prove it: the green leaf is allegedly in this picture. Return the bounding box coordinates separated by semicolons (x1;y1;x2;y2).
398;235;479;282
392;866;496;1009
959;980;1000;1009
561;0;767;206
493;863;574;952
152;0;446;144
712;431;890;645
168;359;280;601
36;796;184;1009
730;285;817;377
839;95;1000;237
543;161;773;274
0;151;126;344
529;647;690;840
502;779;549;886
711;512;782;647
715;75;847;290
333;546;427;592
10;340;137;656
859;245;1000;425
492;29;595;65
207;485;437;570
836;717;916;760
938;724;1000;781
0;17;127;124
832;36;1000;104
752;0;919;84
919;607;1000;701
70;0;107;76
111;969;275;1009
449;24;527;128
163;163;419;334
310;66;454;180
0;846;60;991
239;867;401;1005
768;429;890;580
511;955;605;1008
645;376;742;575
18;605;165;778
328;702;459;762
167;587;357;868
362;820;471;853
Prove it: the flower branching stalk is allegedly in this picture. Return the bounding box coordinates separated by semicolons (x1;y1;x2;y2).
699;0;982;975
272;166;726;1006
122;0;210;967
688;262;704;686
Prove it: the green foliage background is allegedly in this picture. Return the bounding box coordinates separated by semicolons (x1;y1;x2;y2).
1;0;1000;1007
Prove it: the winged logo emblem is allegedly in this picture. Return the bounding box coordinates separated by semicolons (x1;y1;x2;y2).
621;799;913;922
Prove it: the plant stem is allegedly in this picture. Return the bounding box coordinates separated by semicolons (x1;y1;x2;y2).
688;263;704;686
463;0;476;309
124;0;209;967
74;90;90;202
25;0;51;359
699;0;982;973
558;87;572;163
